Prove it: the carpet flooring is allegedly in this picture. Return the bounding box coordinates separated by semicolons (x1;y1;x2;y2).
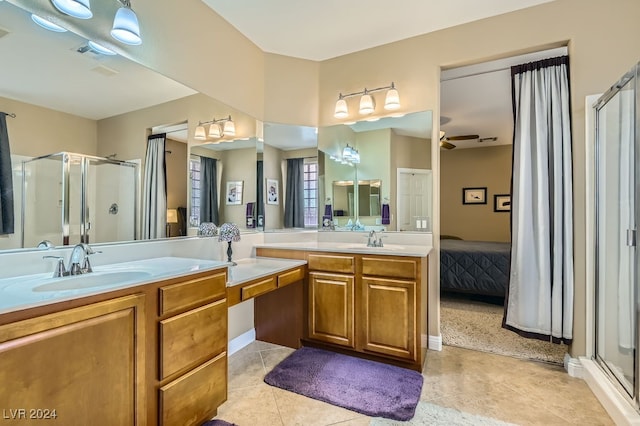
440;294;567;364
264;346;423;421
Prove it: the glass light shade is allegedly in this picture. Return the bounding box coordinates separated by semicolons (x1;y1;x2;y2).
194;125;206;140
52;0;92;19
352;151;360;164
359;94;375;115
208;123;221;138
334;98;349;118
342;146;352;160
88;41;116;55
223;120;236;136
111;7;142;46
31;14;67;32
166;209;178;224
384;88;401;110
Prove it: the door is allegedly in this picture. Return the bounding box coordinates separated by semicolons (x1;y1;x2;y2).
308;272;354;348
595;65;638;402
397;168;432;231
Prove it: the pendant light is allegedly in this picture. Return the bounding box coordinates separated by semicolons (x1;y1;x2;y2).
31;14;68;32
384;83;401;110
223;117;235;136
111;0;142;45
208;123;222;139
334;96;348;119
88;41;116;56
51;0;92;19
359;90;375;115
194;124;206;140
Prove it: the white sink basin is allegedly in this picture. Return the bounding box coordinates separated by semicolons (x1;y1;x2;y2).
335;243;406;251
32;271;152;292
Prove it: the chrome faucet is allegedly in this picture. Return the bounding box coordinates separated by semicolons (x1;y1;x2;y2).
367;230;378;247
68;243;99;275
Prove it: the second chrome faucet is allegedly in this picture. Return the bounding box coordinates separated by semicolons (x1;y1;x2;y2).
43;243;100;278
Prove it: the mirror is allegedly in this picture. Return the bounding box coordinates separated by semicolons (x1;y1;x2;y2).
0;1;258;251
262;122;318;231
318;111;433;231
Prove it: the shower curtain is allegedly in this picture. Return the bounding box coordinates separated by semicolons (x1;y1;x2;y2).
284;158;304;228
505;56;574;344
141;134;166;239
200;157;219;225
0;113;13;234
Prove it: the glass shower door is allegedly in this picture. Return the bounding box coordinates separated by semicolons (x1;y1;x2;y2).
595;66;638;400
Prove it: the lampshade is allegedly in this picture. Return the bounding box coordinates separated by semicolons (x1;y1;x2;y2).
88;41;116;56
384;87;401;110
208;123;222;138
31;14;67;32
166;209;178;224
218;223;241;242
359;93;375;115
223;119;236;136
111;6;142;45
52;0;92;19
194;125;206;140
342;145;353;160
334;98;348;119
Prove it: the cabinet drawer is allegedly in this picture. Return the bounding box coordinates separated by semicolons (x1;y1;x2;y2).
241;277;277;300
362;257;417;280
159;299;227;380
159;271;227;316
308;254;354;274
278;267;305;288
159;351;227;426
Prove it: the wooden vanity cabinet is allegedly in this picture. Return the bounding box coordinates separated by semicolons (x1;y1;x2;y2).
0;294;146;426
157;271;228;426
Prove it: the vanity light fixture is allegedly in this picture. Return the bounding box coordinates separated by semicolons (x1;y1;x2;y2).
334;82;400;119
51;0;92;19
31;14;68;32
111;0;142;45
87;40;116;55
195;115;235;140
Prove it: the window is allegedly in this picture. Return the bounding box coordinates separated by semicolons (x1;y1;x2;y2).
303;159;318;227
189;156;201;227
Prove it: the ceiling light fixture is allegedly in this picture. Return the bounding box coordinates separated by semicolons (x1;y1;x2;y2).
111;0;142;45
31;14;68;32
194;115;236;141
87;40;116;55
51;0;92;19
334;82;400;119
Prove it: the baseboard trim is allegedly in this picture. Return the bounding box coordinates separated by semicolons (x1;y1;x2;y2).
581;357;640;425
428;334;442;351
228;328;256;356
564;353;584;378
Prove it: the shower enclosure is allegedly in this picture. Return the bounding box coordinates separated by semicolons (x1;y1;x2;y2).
22;152;139;248
594;62;639;409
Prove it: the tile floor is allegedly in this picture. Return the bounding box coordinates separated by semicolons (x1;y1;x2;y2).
214;341;614;425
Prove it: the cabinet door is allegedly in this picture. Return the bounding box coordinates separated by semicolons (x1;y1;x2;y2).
360;277;416;361
0;295;145;426
308;272;354;348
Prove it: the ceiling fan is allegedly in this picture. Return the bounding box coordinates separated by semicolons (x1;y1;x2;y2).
439;131;479;150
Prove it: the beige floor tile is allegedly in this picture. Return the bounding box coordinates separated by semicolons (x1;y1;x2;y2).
328;416;372;426
228;350;267;390
271;386;365;426
261;347;295;371
216;383;283;426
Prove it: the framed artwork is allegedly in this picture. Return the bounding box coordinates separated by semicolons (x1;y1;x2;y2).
494;194;511;212
462;187;487;205
225;180;243;205
266;178;279;205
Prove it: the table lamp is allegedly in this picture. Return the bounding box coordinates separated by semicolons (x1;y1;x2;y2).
218;223;241;265
166;208;178;237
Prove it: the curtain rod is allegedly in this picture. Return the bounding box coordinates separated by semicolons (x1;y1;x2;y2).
1;112;16;118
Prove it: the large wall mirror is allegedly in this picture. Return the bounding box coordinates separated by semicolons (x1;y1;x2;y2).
318;111;433;231
0;0;258;252
262;122;318;231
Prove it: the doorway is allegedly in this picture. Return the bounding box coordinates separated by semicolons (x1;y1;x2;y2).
397;168;432;231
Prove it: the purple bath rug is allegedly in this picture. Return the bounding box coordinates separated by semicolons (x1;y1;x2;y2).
264;346;423;421
201;420;236;426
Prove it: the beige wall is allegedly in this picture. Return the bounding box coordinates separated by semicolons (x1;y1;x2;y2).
1;96;97;157
440;145;512;242
220;148;257;228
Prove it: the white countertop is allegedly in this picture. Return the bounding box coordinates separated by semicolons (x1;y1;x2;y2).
227;257;307;287
254;241;432;257
0;257;228;315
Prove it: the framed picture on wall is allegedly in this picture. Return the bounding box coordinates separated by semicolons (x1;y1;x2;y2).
225;181;243;205
266;178;279;205
494;194;511;212
462;187;487;205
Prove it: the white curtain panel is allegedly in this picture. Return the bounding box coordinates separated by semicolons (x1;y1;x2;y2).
506;57;574;343
141;134;167;239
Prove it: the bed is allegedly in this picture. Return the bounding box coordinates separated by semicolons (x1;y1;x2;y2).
440;239;511;297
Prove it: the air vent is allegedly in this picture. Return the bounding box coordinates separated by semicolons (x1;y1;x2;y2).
90;64;119;77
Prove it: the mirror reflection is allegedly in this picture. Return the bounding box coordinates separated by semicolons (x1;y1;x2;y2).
262;123;318;231
318;111;433;231
0;1;259;251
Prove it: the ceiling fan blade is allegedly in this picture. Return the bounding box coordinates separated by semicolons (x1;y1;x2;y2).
440;140;456;150
448;134;479;141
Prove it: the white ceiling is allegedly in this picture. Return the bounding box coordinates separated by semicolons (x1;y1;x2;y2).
202;0;555;61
